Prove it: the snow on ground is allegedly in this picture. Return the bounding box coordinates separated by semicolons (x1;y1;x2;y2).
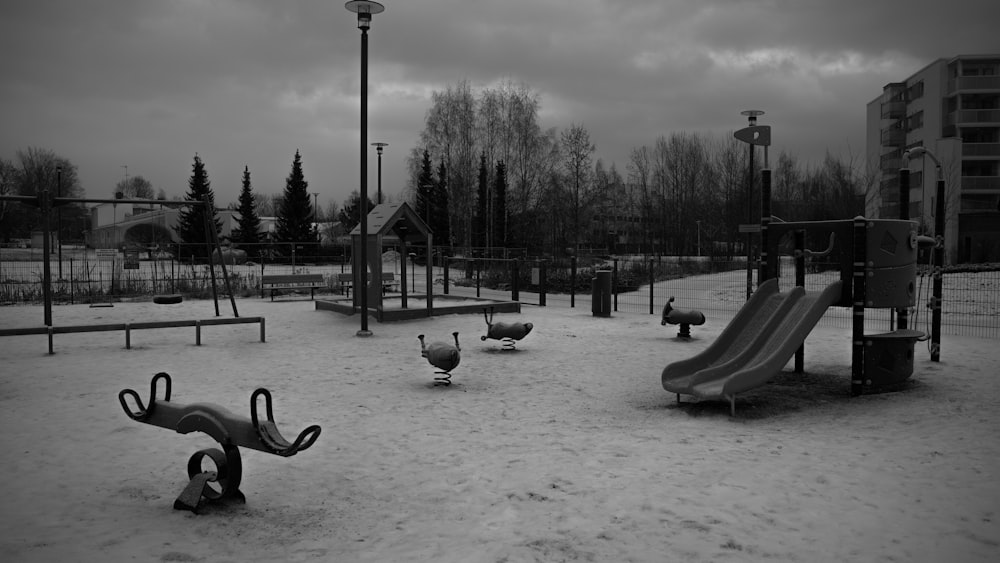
0;291;998;562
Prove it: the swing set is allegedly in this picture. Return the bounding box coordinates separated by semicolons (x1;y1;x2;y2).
0;191;260;353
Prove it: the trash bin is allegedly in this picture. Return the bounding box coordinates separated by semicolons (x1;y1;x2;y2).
592;269;612;317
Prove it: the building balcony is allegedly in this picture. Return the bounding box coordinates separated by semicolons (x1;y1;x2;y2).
881;100;906;119
948;76;1000;93
880;176;899;193
881;128;905;147
963;143;1000;158
961;176;1000;192
946;109;1000;126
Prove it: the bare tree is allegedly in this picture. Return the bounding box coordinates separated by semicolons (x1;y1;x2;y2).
115;175;155;199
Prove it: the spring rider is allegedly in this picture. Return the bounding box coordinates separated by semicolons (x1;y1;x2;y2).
418;332;462;386
661;296;706;338
481;307;533;350
119;372;321;513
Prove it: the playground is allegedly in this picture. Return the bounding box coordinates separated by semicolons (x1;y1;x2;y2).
1;281;998;562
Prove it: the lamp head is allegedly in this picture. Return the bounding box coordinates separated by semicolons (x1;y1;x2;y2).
741;109;765;125
345;1;384;30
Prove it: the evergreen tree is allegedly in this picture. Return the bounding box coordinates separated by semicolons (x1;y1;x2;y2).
415;150;434;228
432;159;451;250
274;150;316;257
337;190;375;233
175;154;221;260
233;165;262;257
475;153;489;249
494;160;508;248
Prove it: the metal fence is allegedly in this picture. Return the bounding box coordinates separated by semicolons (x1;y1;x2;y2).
439;256;1000;339
2;246;998;339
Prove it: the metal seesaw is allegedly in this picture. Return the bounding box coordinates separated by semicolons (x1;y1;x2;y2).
119;372;321;513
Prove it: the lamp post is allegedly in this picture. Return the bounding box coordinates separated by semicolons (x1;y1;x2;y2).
57;165;63;279
372;142;387;205
346;0;384;337
740;109;764;300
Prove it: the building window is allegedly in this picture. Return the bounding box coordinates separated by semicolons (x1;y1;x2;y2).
907;81;924;101
907;111;924;132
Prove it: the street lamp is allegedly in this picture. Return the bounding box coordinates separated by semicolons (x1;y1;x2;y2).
372;142;387;205
57;165;63;279
346;0;384;337
740;109;764;300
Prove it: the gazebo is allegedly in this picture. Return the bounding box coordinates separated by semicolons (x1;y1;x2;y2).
315;201;522;321
343;202;435;320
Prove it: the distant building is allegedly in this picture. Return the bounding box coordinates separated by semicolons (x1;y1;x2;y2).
866;54;1000;263
85;202;237;249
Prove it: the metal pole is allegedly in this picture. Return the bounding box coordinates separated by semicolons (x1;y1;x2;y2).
931;175;944;362
357;24;371;336
746;140;754;300
42;189;53;326
57;166;63;279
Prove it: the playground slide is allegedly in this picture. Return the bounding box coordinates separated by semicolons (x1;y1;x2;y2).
662;279;844;400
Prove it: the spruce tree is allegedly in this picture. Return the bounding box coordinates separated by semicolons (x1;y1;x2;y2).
432;159;451;250
176;154;221;260
233;165;262;257
274;150;316;257
415;149;434;228
494;160;508;248
475;153;489;249
337;191;375;233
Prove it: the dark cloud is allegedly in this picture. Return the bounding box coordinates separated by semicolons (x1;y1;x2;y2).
1;0;996;206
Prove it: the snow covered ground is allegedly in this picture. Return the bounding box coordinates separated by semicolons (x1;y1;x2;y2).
0;288;998;562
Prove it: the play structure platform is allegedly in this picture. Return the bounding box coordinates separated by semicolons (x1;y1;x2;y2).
662;279;842;407
664;217;929;415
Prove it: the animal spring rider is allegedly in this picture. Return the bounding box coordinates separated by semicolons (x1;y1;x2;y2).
418;332;461;386
119;372;321;513
481;307;533;350
661;297;706;338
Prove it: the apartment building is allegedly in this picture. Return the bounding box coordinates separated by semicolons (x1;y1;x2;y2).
866;54;1000;264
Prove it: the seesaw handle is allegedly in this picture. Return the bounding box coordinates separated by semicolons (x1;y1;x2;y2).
119;372;172;421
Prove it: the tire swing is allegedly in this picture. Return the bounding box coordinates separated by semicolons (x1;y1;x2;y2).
154;294;183;305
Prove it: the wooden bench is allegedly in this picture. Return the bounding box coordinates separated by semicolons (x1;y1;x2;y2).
334;272;398;297
336;273;354;297
381;272;400;294
261;274;325;301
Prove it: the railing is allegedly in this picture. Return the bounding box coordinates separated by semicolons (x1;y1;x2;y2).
949;76;1000;92
961;176;1000;191
881;128;905;146
881;100;906;119
962;143;1000;157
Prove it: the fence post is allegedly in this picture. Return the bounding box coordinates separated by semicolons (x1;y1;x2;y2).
612;258;618;312
648;260;655;315
443;256;450;295
539;261;546;307
511;259;520;302
570;256;577;308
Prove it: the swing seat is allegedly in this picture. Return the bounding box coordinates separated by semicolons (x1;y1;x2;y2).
154;294;184;305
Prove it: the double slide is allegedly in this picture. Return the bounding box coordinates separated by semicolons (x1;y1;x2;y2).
662;278;844;402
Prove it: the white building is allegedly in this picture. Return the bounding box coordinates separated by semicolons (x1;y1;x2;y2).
866;54;1000;264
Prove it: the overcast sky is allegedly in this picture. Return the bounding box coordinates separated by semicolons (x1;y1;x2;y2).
2;0;998;209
